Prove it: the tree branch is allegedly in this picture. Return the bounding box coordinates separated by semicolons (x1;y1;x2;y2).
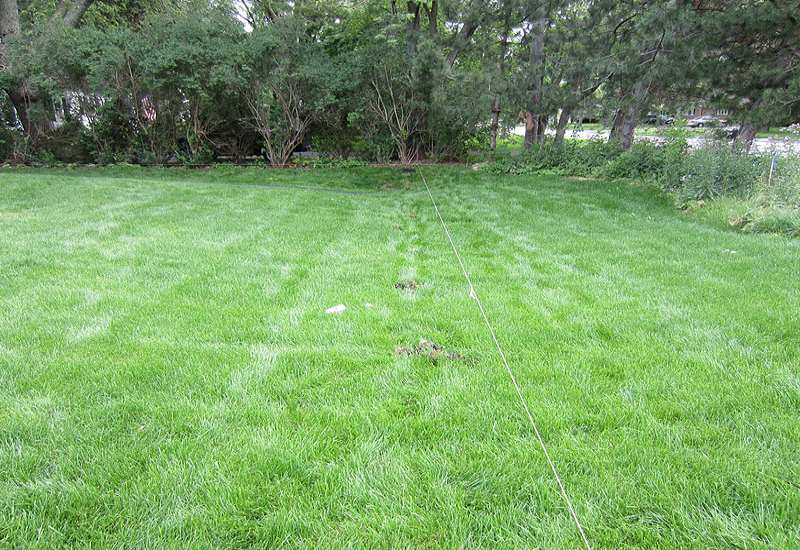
50;0;94;29
446;19;479;68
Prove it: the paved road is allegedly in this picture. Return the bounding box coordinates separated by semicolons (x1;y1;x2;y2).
512;126;800;156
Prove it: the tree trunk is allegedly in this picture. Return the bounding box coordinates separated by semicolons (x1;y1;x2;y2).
52;0;93;29
426;0;437;36
735;123;759;152
1;0;31;134
735;99;764;152
537;116;547;144
524;111;538;148
490;96;501;151
609;80;648;150
0;0;20;40
0;0;22;81
7;86;32;135
608;108;624;143
554;107;572;144
620;102;640;150
525;6;547;149
490;6;511;151
446;20;478;68
406;1;421;54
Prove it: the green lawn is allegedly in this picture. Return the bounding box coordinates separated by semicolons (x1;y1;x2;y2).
1;166;798;547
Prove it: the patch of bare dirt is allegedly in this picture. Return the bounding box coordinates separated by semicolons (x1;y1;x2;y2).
395;338;464;361
394;279;419;291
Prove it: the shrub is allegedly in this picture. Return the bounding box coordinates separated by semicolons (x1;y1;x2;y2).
30;148;60;167
733;158;800;236
733;207;800;237
34;120;93;164
296;157;369;169
670;144;766;204
659;138;690;192
485;140;624;177
564;140;624;176
756;157;800;210
0;126;22;162
428;71;492;160
601;141;666;179
246;16;339;166
520;141;571;171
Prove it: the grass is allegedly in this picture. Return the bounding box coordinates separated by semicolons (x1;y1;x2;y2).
1;166;799;547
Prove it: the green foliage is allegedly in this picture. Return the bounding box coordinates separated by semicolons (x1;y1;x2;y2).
482;136;797;238
733;206;800;238
34;120;93;164
15;5;252;163
295;157;369;169
658;137;690;192
672;144;766;204
601;141;666;179
757;158;800;211
176;142;216;166
79;102;137;164
487;140;624;177
0;127;22;162
486;139;764;208
29;148;60;167
246;15;339;165
732;158;800;237
429;70;493;160
564;140;623;176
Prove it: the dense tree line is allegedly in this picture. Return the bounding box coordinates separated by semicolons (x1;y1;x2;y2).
0;0;797;165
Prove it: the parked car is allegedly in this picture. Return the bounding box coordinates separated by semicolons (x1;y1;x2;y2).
643;113;674;125
687;115;725;128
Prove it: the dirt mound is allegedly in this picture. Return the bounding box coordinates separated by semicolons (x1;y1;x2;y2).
395;338;463;361
394;279;419;291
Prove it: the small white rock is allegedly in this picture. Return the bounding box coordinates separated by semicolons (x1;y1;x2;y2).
325;304;347;314
365;303;374;308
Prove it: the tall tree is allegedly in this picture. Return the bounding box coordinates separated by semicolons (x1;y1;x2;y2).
689;1;800;150
600;0;674;150
489;0;513;150
523;0;548;147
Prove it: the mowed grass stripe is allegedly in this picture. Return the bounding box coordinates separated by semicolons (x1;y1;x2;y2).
419;171;592;548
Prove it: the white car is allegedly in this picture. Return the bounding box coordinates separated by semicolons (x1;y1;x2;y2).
687;115;723;128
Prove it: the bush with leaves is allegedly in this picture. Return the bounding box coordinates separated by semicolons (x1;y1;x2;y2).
0;116;24;163
126;8;249;161
486;140;624;177
359;40;430;163
671;144;767;204
602;141;667;179
732;158;800;237
429;69;493;160
16;6;251;163
245;16;339;166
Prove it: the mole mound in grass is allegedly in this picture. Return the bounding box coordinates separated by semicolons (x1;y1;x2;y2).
394;279;419;291
395;338;464;362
